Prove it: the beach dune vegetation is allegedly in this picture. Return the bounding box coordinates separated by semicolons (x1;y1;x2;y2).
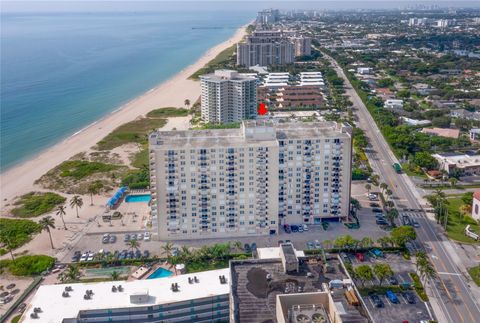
11;192;66;218
0;255;55;276
0;218;42;250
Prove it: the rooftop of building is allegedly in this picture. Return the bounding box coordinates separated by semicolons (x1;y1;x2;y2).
200;69;257;82
421;127;460;139
229;256;367;323
433;153;480;164
150;120;350;148
22;268;230;323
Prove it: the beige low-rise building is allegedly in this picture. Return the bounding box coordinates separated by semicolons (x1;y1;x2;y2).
149;120;352;241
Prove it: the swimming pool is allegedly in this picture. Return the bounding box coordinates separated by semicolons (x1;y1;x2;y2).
147;267;173;279
125;194;151;203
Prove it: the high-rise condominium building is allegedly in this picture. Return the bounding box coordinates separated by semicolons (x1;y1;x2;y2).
236;31;295;67
291;36;312;57
200;70;257;124
149;120;352;241
256;8;280;25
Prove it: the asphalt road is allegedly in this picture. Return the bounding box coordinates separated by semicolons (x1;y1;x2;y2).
324;54;480;323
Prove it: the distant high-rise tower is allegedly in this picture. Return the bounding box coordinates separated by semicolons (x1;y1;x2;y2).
256;9;280;25
237;31;295;67
200;70;257;124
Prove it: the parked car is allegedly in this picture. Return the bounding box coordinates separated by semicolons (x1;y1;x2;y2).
340;252;351;263
298;225;304;233
135;250;142;259
303;224;309;231
87;252;94;261
388;276;398;285
123;234;130;242
137;233;144;241
376;219;388;225
283;224;291;233
403;291;416;304
102;235;109;244
285;239;291;244
372;208;382;213
244;243;251;252
370;202;380;207
314;240;321;249
144;232;151;241
71;255;80;262
412;219;420;228
143;250;150;258
80;253;88;262
251;243;257;251
386;290;399;304
355;253;365;262
370;294;384;308
291;225;299;232
306;241;314;250
130;233;137;241
109;235;117;243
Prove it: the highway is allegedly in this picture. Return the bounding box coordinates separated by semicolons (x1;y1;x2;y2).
324;54;480;323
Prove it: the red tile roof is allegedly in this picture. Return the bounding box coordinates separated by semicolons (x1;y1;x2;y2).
473;191;480;201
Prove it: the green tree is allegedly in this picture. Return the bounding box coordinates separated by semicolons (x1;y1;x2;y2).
361;237;374;249
55;205;67;230
87;181;103;206
391;226;416;247
461;192;474;205
449;177;458;188
61;264;81;282
69;195;83;218
111;270;120;281
380;183;388;192
334;235;356;250
373;263;394;286
370;174;380;186
162;242;174;258
415;251;437;283
414;152;439;170
323;239;332;249
385;208;399;227
184;99;191;108
377;236;393;248
126;239;140;251
365;184;372;195
355;265;374;287
39;216;55;249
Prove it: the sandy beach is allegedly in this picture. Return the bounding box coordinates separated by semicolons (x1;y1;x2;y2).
0;24;247;209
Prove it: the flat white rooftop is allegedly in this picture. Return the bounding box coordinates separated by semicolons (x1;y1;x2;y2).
21;268;230;323
257;247;305;260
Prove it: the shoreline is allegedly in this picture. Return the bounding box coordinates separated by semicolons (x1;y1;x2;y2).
0;23;248;208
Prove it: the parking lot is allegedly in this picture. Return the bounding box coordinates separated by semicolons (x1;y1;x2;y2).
344;252;433;323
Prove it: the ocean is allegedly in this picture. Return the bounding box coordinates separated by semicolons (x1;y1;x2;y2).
0;8;253;171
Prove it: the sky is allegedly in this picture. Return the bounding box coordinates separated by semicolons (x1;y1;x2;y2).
2;1;479;13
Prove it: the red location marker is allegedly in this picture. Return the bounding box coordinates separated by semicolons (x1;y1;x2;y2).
258;102;268;116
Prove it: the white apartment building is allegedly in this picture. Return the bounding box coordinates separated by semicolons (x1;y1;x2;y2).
200;70;257;124
21;269;230;323
149;120;352;241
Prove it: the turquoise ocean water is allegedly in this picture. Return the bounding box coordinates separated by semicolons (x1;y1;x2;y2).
0;8;253;171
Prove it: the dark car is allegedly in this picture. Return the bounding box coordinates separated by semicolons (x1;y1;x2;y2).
370;202;380;207
388;276;398;285
372;208;383;213
376;219;388;225
135;250;142;259
244;243;251;252
109;235;117;243
283;224;291;233
71;255;80;262
143;250;150;258
291;225;299;232
251;243;257;251
403;291;416;304
370;294;384;308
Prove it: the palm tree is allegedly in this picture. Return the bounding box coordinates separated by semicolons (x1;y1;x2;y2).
415;251;436;284
385;189;393;200
56;205;67;230
111;270;120;281
161;242;174;258
385;200;394;209
449;177;458;188
323;239;332;249
70;195;83;218
385;209;399;227
126;239;140;251
184;99;191;108
61;265;81;282
380;182;388;192
365;184;371;195
39;216;56;249
361;237;374;249
370;174;380;186
377;236;392;248
2;237;16;262
87;182;103;206
233;241;243;252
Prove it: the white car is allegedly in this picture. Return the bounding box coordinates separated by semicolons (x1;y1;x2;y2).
79;253;88;262
87;252;95;261
303;224;309;231
137;233;144;240
144;232;151;241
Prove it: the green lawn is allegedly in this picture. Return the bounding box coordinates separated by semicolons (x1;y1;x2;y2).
96;117;167;150
445;196;480;243
11;192;66;218
11;315;22;323
468;266;480;286
146;107;189;118
0;255;55;276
